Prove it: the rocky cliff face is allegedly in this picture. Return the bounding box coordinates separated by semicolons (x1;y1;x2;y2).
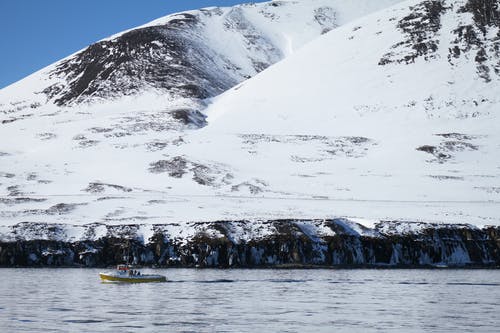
1;0;500;252
1;220;498;267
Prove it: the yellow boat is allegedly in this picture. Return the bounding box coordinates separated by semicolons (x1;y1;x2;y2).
99;265;167;283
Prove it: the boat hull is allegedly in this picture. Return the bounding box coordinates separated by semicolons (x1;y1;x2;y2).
99;273;166;283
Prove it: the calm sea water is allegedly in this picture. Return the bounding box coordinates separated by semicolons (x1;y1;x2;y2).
0;268;499;332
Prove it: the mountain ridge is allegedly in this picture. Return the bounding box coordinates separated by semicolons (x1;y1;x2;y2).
0;0;499;231
0;0;400;114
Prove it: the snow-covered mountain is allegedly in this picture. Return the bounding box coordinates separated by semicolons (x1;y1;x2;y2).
0;0;398;117
0;0;499;234
187;0;500;225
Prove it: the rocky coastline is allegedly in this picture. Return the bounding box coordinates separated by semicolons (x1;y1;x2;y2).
1;219;499;268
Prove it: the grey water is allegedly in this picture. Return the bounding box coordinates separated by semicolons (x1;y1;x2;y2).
0;269;499;332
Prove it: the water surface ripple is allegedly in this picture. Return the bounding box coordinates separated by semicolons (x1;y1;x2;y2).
0;269;499;332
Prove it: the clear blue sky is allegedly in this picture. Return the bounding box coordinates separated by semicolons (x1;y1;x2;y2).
0;0;266;89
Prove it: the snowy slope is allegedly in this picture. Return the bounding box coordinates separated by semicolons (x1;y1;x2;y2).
194;0;500;223
172;0;500;225
1;0;499;230
0;0;404;227
0;0;399;113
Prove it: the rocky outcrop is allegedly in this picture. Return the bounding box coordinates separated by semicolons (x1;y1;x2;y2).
0;219;499;268
7;1;342;109
380;0;500;82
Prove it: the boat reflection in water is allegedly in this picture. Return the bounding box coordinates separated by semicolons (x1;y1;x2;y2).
99;265;167;283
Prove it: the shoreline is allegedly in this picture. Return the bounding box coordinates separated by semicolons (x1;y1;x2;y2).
1;219;499;268
1;265;500;269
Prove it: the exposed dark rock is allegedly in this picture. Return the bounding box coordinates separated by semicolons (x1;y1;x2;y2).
7;186;23;196
145;137;184;152
417;136;478;163
78;140;100;148
45;203;84;215
239;134;375;161
380;0;447;65
428;175;464;180
11;203;87;217
148;156;232;187
170;109;207;128
191;163;215;186
149;156;188;177
450;0;500;81
435;132;478;140
231;182;264;194
0;172;15;178
88;127;113;134
83;182;133;193
379;0;500;81
1;219;499;268
314;7;338;34
37;133;57;141
48;21;218;106
475;186;500;194
462;0;500;29
39;6;296;107
0;197;47;206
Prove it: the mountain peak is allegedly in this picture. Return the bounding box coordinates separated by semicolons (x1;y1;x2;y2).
2;0;372;110
0;0;499;228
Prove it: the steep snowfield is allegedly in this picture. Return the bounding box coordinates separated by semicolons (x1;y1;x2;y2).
184;0;500;225
1;0;499;230
0;0;399;110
